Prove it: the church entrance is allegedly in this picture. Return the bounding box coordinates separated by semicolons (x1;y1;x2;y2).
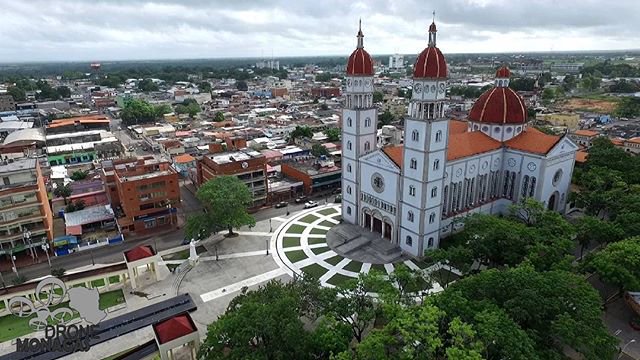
547;192;558;211
384;222;392;240
372;217;382;234
364;213;372;229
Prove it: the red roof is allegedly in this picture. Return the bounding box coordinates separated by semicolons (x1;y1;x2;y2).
574;129;599;137
346;48;374;76
504;127;562;155
448;131;502;161
575;150;588;163
413;46;447;79
382;145;403;168
124;245;155;262
495;66;511;78
468;87;527;124
153;314;197;344
449;120;469;134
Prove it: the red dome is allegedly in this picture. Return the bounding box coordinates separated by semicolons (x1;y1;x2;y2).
496;66;511;78
346;48;374;76
468;87;527;124
413;46;447;79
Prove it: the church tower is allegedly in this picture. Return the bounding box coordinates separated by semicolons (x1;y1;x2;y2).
399;20;449;255
341;21;376;224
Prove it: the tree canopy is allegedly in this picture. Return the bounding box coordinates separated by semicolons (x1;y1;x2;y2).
378;110;395;129
324;127;340;142
175;98;201;117
311;144;329;157
289;126;313;141
53;184;73;205
584;236;640;293
137;78;159;92
195;176;255;236
120;99;169;125
213;111;225;122
372;91;384;103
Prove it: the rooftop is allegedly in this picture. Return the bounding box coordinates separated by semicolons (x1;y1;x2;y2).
64;205;115;227
208;149;264;164
0;158;37;175
124;245;156;262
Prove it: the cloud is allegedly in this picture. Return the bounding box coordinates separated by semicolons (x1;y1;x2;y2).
0;0;638;62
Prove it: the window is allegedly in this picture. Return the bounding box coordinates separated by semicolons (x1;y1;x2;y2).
431;187;437;198
405;236;413;246
347;206;352;215
347;117;352;127
435;130;442;142
552;169;563;186
364;141;371;152
365;117;371;127
410;158;417;170
347;164;352;173
433;159;440;171
412;130;419;142
521;175;530;198
407;211;414;222
347;186;352;194
409;185;416;196
429;213;436;224
347;141;352;150
427;237;434;248
529;177;537;197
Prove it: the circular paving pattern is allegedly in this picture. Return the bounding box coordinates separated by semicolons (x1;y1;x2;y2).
272;205;452;290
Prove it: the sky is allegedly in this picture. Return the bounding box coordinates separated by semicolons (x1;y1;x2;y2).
1;0;639;62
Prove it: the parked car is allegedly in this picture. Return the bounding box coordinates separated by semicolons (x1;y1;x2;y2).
274;201;288;208
295;196;308;203
304;201;319;209
334;194;342;203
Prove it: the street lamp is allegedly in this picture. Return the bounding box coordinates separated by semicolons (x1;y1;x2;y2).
41;243;51;269
619;339;636;359
9;251;18;277
23;230;35;262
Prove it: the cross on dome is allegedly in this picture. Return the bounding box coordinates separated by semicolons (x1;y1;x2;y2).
357;18;364;49
428;11;437;46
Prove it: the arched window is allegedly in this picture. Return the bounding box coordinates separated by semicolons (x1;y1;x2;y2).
347;207;352;215
521;175;529;198
529;177;537;197
364;117;371;127
407;211;414;222
412;130;419;142
347;163;352;173
431;187;438;198
410;158;417;170
405;236;413;246
347;186;352;194
435;130;443;142
409;185;416;197
427;237;434;248
347;141;352;150
364;141;371;152
429;212;436;224
347;118;352;127
442;185;449;216
433;159;440;171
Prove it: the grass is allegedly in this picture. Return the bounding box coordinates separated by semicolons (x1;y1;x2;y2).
283;237;300;247
318;208;338;216
311;246;330;255
310;227;328;235
288;224;306;234
166;263;180;272
285;250;308;263
343;261;363;273
318;220;335;228
326;273;355;287
108;275;121;284
299;214;319;224
301;263;329;279
0;289;126;342
325;255;344;266
412;260;431;270
430;268;461;286
163;249;189;261
308;237;326;245
369;263;388;274
91;278;105;287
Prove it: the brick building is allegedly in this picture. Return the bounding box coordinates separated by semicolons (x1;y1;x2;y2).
102;157;180;234
196;139;268;207
280;157;341;195
0;159;54;264
311;87;341;98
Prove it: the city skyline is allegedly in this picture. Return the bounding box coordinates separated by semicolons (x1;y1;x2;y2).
1;0;639;62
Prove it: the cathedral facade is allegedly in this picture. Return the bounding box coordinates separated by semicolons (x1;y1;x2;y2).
341;21;578;257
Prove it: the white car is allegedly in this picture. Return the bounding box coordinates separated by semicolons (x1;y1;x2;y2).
304;201;319;209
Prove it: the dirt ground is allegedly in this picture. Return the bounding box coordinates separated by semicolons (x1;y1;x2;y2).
557;98;618;113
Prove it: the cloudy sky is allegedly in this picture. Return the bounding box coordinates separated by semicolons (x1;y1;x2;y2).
1;0;638;62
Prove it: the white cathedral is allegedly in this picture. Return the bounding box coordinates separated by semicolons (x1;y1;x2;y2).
340;21;578;257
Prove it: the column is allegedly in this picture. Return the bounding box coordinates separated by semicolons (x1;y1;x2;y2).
381;222;386;239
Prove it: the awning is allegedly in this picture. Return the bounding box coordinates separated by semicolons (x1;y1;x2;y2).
53;235;78;247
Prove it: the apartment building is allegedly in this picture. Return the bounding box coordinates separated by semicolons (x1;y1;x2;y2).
0;159;54;262
102;157;180;234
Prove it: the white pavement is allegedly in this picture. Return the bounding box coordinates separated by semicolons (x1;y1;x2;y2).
200;268;287;302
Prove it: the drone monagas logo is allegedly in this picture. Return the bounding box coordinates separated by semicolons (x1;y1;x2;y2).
9;277;106;353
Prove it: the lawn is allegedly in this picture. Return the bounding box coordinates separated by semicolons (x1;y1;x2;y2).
166;263;180;272
301;263;329;279
369;263;388;274
308;237;326;245
108;275;121;284
318;208;338;216
91;278;105;287
326;273;355;287
162;245;207;261
283;237;301;247
343;261;363;273
287;224;306;234
311;246;330;255
411;260;431;270
310;227;328;235
0;289;126;343
318;220;335;228
325;255;344;266
285;250;308;263
299;214;319;224
430;268;460;287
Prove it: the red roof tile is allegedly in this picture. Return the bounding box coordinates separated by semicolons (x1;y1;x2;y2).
468;87;527;124
174;154;195;164
575;151;588;163
382;145;403;168
447;131;502;161
413;46;447;79
153;314;197;344
449;120;468;134
574;129;599;137
505;127;562;155
347;48;374;76
124;245;155;262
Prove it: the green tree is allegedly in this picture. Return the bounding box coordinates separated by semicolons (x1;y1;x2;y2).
289;126;313;141
154;104;172;118
196;176;255;236
70;170;88;181
581;75;601;91
574;216;624;259
584;236;640;294
236;80;248;91
324;127;340;142
614;97;640;118
562;74;577;91
198;81;212;93
53;184;73;205
184;213;217;241
311;144;329;157
137;78;159;92
121;99;160;125
175;100;200;117
509;77;536;91
378;110;394;128
213;111;225;122
372;91;384;103
56;86;71;98
7;86;26;102
315;73;333;82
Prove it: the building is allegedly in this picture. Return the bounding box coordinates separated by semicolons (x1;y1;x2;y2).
0;159;54;263
311;87;341;98
0;94;16;112
46;115;110;134
46;130;123;166
281;157;341;195
101;157;180;234
537;112;580;130
388;54;405;69
196;145;268;207
623;137;640;154
569;129;600;148
256;59;280;70
341;22;577;257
